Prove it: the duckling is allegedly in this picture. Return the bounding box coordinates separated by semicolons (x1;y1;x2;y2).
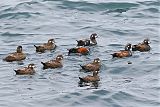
76;33;98;46
41;55;63;69
79;71;100;83
14;64;35;75
34;39;56;53
132;38;151;52
68;47;89;55
80;58;101;72
111;43;132;58
3;46;26;62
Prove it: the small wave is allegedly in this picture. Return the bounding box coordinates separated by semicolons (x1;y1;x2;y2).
0;12;41;19
138;0;160;6
143;7;159;13
57;1;139;12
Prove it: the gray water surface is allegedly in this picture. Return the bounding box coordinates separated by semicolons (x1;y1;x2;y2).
0;0;159;107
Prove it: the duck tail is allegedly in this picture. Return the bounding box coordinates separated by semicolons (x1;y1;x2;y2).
34;45;38;48
79;77;84;82
41;62;45;66
14;70;19;74
110;53;117;58
80;65;85;70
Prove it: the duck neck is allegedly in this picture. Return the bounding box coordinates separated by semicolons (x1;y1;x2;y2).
91;39;97;44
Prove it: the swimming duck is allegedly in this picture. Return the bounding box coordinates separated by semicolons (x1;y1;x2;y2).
3;46;26;62
41;55;63;69
132;39;151;52
80;58;101;72
14;64;35;75
79;71;100;83
111;43;132;58
34;39;56;53
68;47;89;55
76;33;98;46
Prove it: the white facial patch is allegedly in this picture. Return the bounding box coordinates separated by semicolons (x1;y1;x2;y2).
57;57;63;60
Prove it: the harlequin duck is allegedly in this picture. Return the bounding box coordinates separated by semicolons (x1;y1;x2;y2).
132;39;151;52
14;64;35;75
34;39;56;53
79;71;100;83
41;55;63;69
111;43;132;58
76;33;98;46
3;46;26;62
80;58;101;72
68;47;89;55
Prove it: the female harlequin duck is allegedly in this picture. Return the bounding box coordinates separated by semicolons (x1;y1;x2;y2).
111;43;132;58
34;39;56;53
79;71;100;83
132;38;151;52
41;55;63;69
80;58;101;72
76;33;98;46
68;47;89;55
14;64;35;75
3;46;26;62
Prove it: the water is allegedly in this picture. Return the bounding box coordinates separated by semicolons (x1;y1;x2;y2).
0;0;159;107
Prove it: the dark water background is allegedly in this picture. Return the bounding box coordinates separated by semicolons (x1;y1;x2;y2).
0;0;159;107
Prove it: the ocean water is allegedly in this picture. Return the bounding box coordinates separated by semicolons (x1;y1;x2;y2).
0;0;159;107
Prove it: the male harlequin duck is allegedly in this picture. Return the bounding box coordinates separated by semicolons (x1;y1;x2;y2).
3;46;26;62
111;43;132;58
132;38;151;52
41;55;63;69
34;39;56;53
80;58;101;72
79;71;100;83
76;33;98;46
68;47;89;55
14;64;35;75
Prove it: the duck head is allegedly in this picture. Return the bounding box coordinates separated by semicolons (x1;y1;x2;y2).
125;43;132;51
93;71;99;76
28;64;35;69
93;58;101;64
143;38;150;45
56;55;63;61
16;46;23;53
48;39;55;44
90;33;98;43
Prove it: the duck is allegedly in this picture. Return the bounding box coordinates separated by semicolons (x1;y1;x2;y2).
80;58;101;72
76;33;98;46
34;39;56;53
3;46;26;62
111;43;132;58
68;47;89;55
41;55;63;69
14;64;35;75
132;38;151;52
79;71;100;83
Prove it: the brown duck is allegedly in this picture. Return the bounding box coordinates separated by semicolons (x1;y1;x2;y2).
14;64;35;75
79;71;100;83
132;39;151;52
76;33;98;46
3;46;26;62
41;55;63;69
34;39;56;53
68;47;89;55
80;58;101;72
111;43;132;58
